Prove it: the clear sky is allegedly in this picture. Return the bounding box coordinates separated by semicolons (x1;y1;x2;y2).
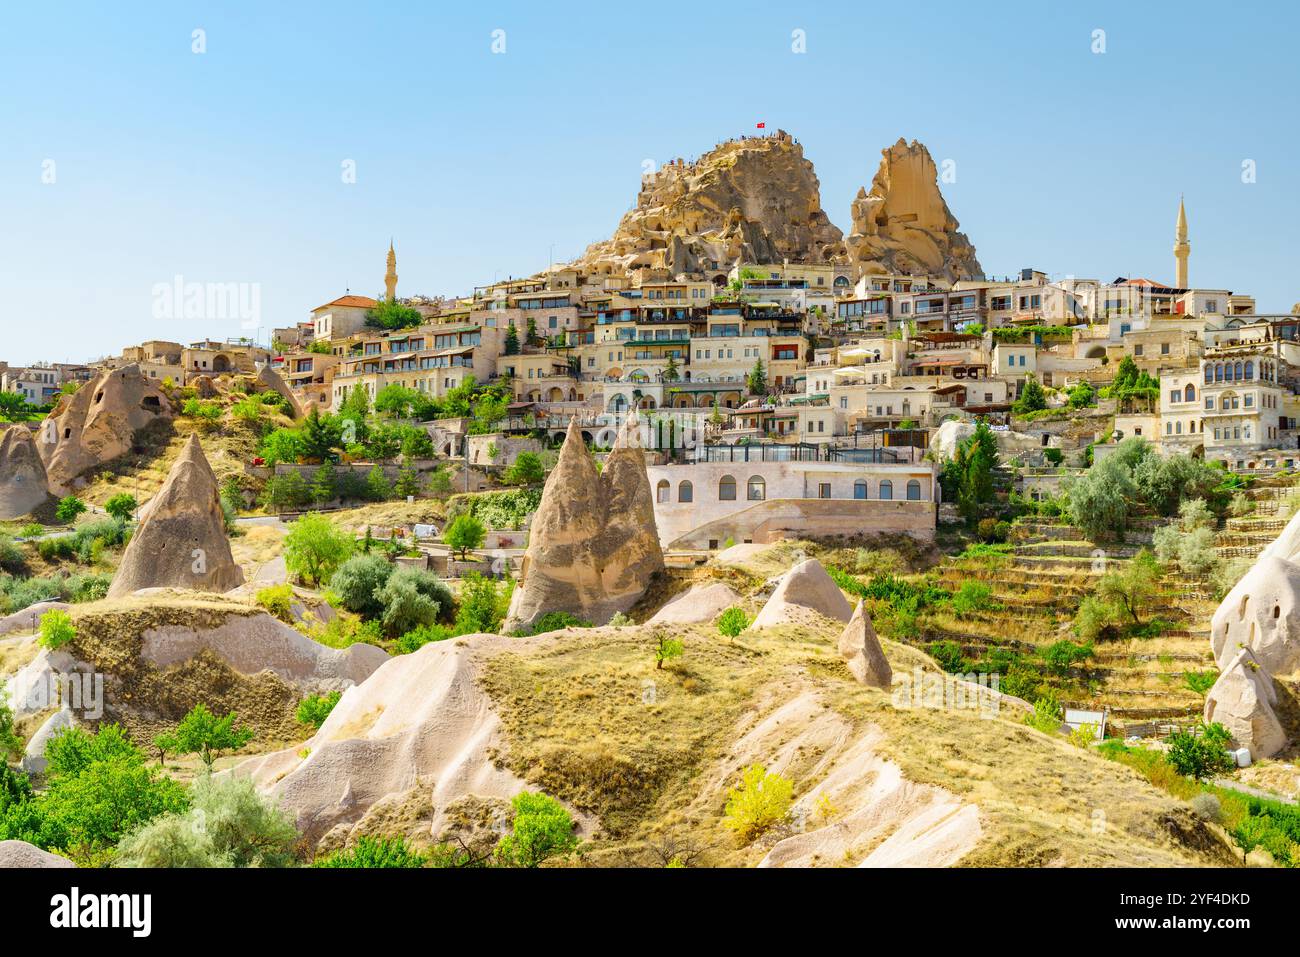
2;0;1297;365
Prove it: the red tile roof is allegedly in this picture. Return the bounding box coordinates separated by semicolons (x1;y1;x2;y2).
315;295;378;311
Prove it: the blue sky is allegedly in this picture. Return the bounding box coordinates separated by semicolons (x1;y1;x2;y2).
2;0;1297;365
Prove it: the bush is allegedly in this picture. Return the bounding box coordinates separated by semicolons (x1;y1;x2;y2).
503;452;545;486
494;791;579;868
927;639;973;674
315;835;428;869
528;611;592;635
395;623;454;654
717;606;750;638
296;691;341;730
1025;693;1063;735
722;764;793;844
1041;639;1092;676
453;572;503;635
948;581;997;616
328;553;394;619
1186;669;1218;695
38;609;76;650
115;773;298;868
1166;723;1235;781
167;704;254;771
255;583;295;623
1191;792;1222;823
376;566;451;638
284;513;355;586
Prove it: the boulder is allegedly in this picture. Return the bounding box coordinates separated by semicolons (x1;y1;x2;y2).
503;416;663;632
0;427;50;519
22;708;75;775
108;433;244;598
0;841;74;868
838;601;892;688
648;582;740;625
749;558;853;629
192;374;218;399
1210;555;1300;675
1203;649;1287;761
38;363;172;495
0;601;68;638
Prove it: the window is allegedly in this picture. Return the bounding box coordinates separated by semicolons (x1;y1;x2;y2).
906;480;921;501
854;480;868;500
719;475;736;501
656;480;670;504
1134;344;1144;357
879;480;893;500
818;483;832;499
678;481;693;503
1184;384;1195;402
747;476;766;501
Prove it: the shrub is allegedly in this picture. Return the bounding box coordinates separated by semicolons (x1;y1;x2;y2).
303;613;384;649
38;609;76;650
315;836;428;869
167;704;255;771
1185;669;1218;695
1041;639;1092;677
717;606;750;637
395;623;454;654
55;496;86;524
328;553;394;619
1191;792;1222;823
528;611;592;634
495;791;579;868
1166;723;1234;781
927;639;973;674
722;764;793;843
284;513;355;586
948;581;997;616
19;523;44;539
255;583;295;623
607;611;632;627
1025;693;1063;735
296;691;341;730
376;566;450;638
115;773;298;868
453;572;502;635
504;452;545;486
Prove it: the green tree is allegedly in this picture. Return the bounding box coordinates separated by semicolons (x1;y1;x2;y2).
504;451;545;486
1097;549;1160;626
310;462;338;504
263;470;311;511
1012;374;1047;415
394;466;421;498
376;566;444;638
365;465;392;502
654;631;684;669
722;764;793;843
329;553;394;619
284;512;355;585
55;496;86;524
259;427;307;467
717;606;750;637
104;493;138;521
1166;723;1235;781
444;513;485;560
365;298;422;330
746;359;767;397
525;316;538;345
663;355;680;382
300;408;342;463
1066;453;1137;542
504;321;520;356
168;704;254;771
495;791;579;868
454;572;503;634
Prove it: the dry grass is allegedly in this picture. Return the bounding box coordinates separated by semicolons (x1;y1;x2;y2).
328;500;449;533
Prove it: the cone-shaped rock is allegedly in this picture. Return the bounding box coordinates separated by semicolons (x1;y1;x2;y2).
838;601;892;688
39;364;172;495
750;558;854;629
1204;648;1286;760
504;415;663;632
108;433;244;598
0;427;50;520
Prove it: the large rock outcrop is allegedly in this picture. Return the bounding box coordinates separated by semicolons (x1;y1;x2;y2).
39;364;172;495
503;416;664;633
846;138;982;281
0;841;74;868
1204;649;1287;760
107;433;244;598
252;363;303;419
0;426;50;519
575;131;844;276
749;558;853;629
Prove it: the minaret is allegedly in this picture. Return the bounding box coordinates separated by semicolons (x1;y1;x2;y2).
1173;197;1190;289
384;239;398;301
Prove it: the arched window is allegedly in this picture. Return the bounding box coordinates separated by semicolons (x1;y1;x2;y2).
1234;361;1243;381
1184;384;1195;402
854;480;868;500
879;480;894;500
719;475;736;501
906;480;922;501
656;480;670;504
747;476;766;501
678;480;693;503
1215;364;1223;383
1245;360;1254;380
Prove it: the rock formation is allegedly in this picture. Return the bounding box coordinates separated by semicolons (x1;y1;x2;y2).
648;581;740;625
235;636;537;847
838;601;892;688
0;426;50;519
39;363;172;495
749;558;853;629
107;433;244;598
1201;519;1300;759
1204;649;1287;760
252;363;303;418
503;415;664;633
846;138;982;281
575;131;844;276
